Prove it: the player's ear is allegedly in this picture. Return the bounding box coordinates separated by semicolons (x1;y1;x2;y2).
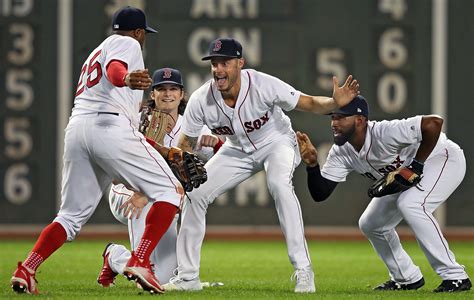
238;58;245;69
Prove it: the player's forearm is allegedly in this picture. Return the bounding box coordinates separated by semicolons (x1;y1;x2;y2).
415;115;443;162
177;134;199;153
306;165;338;202
296;94;338;114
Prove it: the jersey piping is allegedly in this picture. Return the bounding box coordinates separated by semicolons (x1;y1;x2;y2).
237;71;256;151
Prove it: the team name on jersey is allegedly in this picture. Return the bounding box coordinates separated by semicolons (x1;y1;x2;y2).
211;126;234;135
362;155;405;180
244;112;270;133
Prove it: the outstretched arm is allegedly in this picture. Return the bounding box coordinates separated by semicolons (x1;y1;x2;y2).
297;131;338;202
295;75;360;114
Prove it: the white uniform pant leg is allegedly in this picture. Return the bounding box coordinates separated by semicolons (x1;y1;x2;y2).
129;201;179;283
107;244;131;275
152;214;179;284
177;146;256;280
93;115;183;207
359;195;422;283
262;140;312;269
397;145;468;280
54;117;112;241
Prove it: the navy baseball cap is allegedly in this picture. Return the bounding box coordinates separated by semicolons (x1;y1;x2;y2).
201;38;243;61
152;68;184;88
329;95;369;118
112;6;157;33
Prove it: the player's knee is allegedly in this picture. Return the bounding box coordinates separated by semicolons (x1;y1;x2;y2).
358;213;376;235
53;215;82;241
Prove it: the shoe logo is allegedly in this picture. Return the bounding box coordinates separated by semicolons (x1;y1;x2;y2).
453;280;462;287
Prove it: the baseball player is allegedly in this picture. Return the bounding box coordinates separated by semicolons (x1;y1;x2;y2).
10;7;180;295
98;68;222;286
297;95;471;292
163;38;360;293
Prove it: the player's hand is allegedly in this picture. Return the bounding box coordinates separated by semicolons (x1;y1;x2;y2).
124;69;152;90
332;75;360;108
196;134;219;150
296;131;318;168
120;191;148;219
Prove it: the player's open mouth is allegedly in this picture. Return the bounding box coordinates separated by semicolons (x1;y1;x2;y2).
161;99;174;103
215;75;227;85
332;130;342;137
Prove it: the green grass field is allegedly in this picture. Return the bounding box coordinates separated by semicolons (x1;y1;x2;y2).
1;240;473;299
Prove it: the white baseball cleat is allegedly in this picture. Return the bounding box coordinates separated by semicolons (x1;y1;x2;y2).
162;275;203;291
291;267;316;293
201;281;224;288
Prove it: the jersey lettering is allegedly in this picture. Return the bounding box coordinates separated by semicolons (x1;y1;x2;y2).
244;112;270;133
211;126;234;135
377;155;405;175
75;49;103;97
362;172;377;181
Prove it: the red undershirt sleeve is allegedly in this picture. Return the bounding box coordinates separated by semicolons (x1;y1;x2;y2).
106;60;128;87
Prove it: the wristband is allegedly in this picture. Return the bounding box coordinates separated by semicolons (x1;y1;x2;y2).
409;158;424;174
213;138;224;153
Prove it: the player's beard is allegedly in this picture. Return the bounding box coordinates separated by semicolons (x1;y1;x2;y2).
333;123;356;146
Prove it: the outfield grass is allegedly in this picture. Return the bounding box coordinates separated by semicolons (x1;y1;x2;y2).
0;240;473;299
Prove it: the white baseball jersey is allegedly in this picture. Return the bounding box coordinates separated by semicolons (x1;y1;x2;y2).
54;34;183;242
320;115;468;282
182;69;301;153
72;35;144;125
176;69;312;282
321;116;447;182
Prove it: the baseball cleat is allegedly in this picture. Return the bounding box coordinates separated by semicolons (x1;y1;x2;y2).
162;275;203;291
374;277;425;291
433;278;471;292
201;281;224;288
123;252;164;294
11;261;39;295
97;242;118;287
291;267;316;293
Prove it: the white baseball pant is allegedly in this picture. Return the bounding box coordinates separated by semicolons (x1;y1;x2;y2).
359;141;468;282
176;135;312;280
54;114;182;241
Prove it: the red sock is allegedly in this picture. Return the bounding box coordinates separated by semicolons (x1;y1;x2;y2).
135;201;178;261
23;222;67;271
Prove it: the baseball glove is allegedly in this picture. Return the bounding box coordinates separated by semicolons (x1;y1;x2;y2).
139;107;175;145
167;147;207;192
368;164;423;198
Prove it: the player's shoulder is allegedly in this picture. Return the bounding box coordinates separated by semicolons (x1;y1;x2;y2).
245;69;281;83
103;34;140;50
371;115;421;131
189;78;214;102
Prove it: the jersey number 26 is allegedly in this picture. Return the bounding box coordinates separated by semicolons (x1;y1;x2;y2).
75;49;102;97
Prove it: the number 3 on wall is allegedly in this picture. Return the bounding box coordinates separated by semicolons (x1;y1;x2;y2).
75;49;102;96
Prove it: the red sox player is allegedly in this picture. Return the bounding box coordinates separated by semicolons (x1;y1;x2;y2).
99;68;221;286
10;7;180;295
298;96;471;293
164;38;360;293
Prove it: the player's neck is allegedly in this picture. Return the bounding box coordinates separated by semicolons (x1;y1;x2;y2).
221;78;241;108
349;124;367;152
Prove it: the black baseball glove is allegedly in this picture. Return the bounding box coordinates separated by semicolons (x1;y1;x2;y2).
368;160;423;198
167;147;207;192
